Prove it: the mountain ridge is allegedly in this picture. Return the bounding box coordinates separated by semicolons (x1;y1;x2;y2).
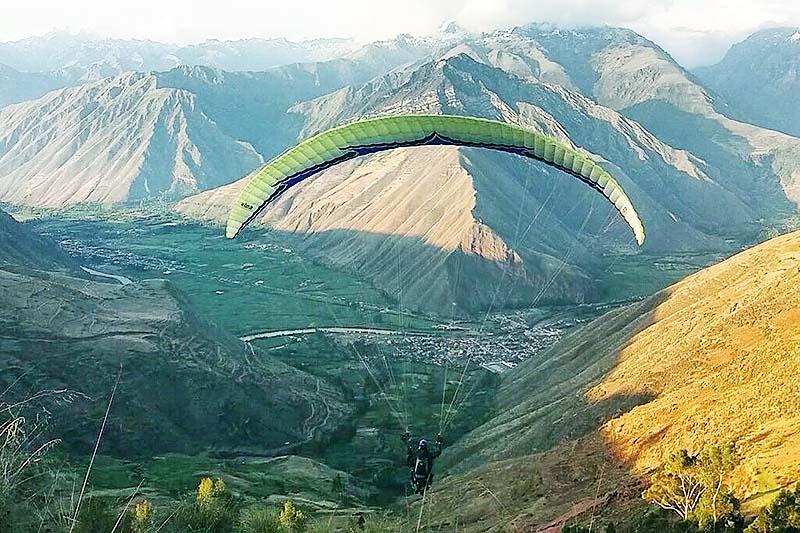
0;71;263;206
695;27;800;138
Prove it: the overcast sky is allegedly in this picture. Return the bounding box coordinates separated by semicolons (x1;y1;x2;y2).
2;0;800;67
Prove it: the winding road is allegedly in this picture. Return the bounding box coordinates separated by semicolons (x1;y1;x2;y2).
240;327;432;342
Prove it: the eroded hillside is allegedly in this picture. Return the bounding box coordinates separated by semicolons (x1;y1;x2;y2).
0;73;263;206
0;210;351;456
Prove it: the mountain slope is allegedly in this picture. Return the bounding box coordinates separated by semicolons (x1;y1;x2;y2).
428;229;800;530
445;25;800;211
0;209;78;270
0;208;351;456
0;72;263;206
0;63;65;108
695;28;800;138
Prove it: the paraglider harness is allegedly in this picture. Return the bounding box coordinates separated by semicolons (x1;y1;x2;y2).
403;432;442;494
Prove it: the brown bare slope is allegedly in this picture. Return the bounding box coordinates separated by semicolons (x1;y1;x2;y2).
424;230;800;530
177;144;597;314
0;72;262;206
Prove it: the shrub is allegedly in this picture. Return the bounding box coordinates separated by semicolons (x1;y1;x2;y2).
197;477;227;507
745;485;800;533
279;500;306;533
72;497;120;533
166;477;234;533
238;506;281;533
132;499;154;533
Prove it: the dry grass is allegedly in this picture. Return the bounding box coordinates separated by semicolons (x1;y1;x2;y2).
423;230;800;531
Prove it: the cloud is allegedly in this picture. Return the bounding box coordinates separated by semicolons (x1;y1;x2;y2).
2;0;800;66
447;0;800;65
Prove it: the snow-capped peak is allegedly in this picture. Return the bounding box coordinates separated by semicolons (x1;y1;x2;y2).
439;20;467;35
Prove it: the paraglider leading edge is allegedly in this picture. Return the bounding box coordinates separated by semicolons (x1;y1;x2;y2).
225;114;646;245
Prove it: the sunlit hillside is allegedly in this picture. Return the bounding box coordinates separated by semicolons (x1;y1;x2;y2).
427;230;800;530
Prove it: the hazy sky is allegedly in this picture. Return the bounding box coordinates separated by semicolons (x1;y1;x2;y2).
3;0;800;67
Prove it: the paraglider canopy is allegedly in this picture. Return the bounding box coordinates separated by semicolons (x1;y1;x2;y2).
226;114;645;245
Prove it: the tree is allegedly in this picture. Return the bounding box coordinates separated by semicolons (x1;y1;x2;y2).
643;445;740;528
643;450;705;521
696;444;739;528
745;485;800;533
332;474;346;499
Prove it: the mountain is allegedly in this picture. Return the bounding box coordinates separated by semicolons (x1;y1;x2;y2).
0;72;263;206
0;207;351;456
0;31;359;79
426;229;800;530
0;31;178;81
0;43;438;208
449;25;800;211
172;37;359;71
0;63;66;108
177;52;780;314
0;31;438;111
695;28;800;138
0;209;78;270
0;30;436;85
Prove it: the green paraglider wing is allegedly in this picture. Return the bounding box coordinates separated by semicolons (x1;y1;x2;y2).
226;114;645;245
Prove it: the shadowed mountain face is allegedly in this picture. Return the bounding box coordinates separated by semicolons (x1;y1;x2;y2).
0;64;66;108
0;209;351;456
0;210;78;270
426;230;800;530
695;28;800;138
153;61;414;160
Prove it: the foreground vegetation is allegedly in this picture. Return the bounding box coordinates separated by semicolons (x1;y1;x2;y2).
62;478;404;533
565;443;799;533
4;411;800;533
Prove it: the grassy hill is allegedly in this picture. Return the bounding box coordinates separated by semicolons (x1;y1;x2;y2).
420;230;800;530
